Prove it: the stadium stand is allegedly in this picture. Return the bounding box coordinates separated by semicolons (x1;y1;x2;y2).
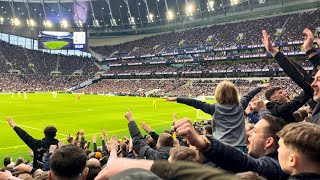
91;10;320;57
0;40;99;76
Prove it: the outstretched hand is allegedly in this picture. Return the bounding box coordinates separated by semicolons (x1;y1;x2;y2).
125;110;134;121
303;28;314;51
67;133;74;143
108;135;118;152
0;170;12;180
163;97;178;102
262;30;279;57
92;135;97;143
7;118;16;128
258;83;270;89
140;122;153;133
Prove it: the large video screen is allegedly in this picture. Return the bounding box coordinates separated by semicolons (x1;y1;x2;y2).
38;31;86;50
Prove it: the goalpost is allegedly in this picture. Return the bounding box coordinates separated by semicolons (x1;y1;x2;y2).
195;95;215;120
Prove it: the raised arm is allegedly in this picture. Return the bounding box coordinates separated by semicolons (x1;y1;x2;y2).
92;135;97;152
95;158;237;180
125;111;159;160
240;83;270;109
140;122;159;142
164;97;215;115
271;91;311;122
101;129;108;156
262;29;314;98
8;118;40;150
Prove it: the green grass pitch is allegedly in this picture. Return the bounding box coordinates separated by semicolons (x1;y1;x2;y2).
44;41;69;49
0;93;212;162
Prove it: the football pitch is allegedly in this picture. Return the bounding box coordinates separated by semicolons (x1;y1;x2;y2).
0;93;211;161
44;41;69;49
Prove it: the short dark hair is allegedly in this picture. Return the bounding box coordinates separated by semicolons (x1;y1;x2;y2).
15;157;24;166
265;87;281;101
169;146;198;162
50;144;87;178
163;130;173;135
204;125;213;135
3;157;10;166
43;126;57;139
120;143;127;152
146;136;157;149
260;114;287;148
278;122;320;165
158;133;174;147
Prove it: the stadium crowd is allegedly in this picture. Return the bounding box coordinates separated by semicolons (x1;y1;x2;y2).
0;75;90;92
0;40;99;76
103;58;313;76
91;10;320;57
75;78;301;100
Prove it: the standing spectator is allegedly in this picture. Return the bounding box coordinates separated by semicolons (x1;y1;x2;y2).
125;110;174;160
164;82;269;150
264;86;310;123
262;29;315;123
7;118;59;169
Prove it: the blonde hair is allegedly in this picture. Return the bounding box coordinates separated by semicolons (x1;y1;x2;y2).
214;81;239;105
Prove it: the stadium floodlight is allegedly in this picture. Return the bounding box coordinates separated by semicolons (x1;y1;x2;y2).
147;13;154;23
27;19;36;27
230;0;239;5
185;3;195;16
60;19;68;28
43;20;53;28
129;16;135;25
110;18;117;26
76;20;83;27
93;19;100;27
11;18;20;26
167;10;175;20
207;0;214;11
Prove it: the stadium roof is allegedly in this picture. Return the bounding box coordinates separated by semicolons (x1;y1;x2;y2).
0;0;310;29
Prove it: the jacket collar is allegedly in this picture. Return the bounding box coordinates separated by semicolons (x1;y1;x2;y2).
288;173;320;180
266;151;278;160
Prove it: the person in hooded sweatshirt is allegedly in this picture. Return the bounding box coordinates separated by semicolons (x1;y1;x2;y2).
7;118;59;170
164;81;269;150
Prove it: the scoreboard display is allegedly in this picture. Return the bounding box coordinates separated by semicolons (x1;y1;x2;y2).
38;31;87;50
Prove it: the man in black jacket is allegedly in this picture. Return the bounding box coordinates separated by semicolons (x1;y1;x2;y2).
124;110;173;160
262;29;320;125
264;86;310;123
7;118;59;169
173;115;288;180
